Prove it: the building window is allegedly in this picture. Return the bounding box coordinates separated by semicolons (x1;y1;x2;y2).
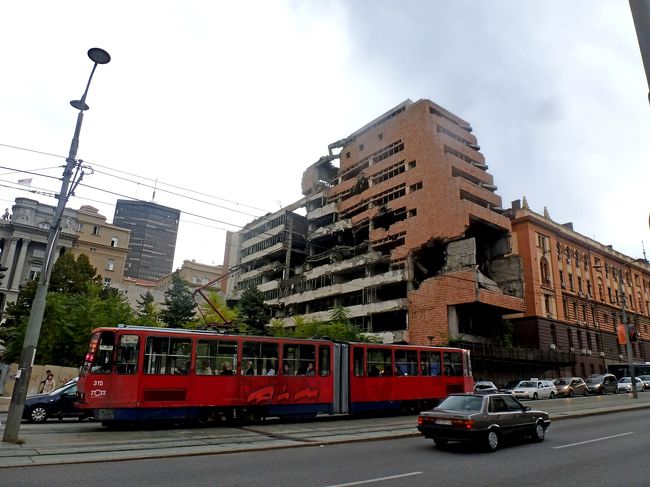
578;276;583;293
409;182;423;192
568;273;574;291
106;259;115;272
540;257;551;285
358;144;364;151
408;160;416;169
103;277;112;285
111;237;118;247
559;270;565;288
562;298;568;317
28;268;42;281
92;226;100;236
346;152;350;159
378;133;383;140
567;329;573;349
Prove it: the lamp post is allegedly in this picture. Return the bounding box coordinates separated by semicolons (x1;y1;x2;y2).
615;267;639;398
3;48;110;443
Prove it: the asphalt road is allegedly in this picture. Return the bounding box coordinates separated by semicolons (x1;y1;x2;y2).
3;408;650;487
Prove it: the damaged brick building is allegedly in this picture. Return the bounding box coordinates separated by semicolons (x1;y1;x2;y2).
223;99;526;372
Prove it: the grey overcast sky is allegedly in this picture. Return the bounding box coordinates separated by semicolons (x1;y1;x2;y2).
1;1;648;270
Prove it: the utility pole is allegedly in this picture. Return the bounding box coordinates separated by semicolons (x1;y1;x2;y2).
3;48;110;443
616;267;639;398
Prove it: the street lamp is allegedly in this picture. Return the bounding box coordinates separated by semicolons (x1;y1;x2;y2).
593;264;639;399
3;48;110;443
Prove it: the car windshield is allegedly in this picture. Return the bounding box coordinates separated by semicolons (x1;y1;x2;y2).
554;378;569;385
436;395;484;412
518;381;536;388
475;383;494;389
586;376;604;384
619;378;631;383
502;381;519;389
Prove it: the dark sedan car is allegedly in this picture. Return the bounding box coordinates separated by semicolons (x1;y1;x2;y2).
417;393;550;452
23;378;89;423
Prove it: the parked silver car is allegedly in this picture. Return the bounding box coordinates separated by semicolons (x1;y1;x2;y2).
617;376;644;393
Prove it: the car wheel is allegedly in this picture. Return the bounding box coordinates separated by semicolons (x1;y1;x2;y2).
532;421;546;442
614;387;619;394
549;392;555;399
583;388;588;396
533;393;538;400
433;438;448;448
486;429;500;452
29;405;48;423
598;387;605;395
568;389;574;398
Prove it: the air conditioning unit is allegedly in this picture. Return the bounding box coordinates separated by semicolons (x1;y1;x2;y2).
599;352;605;357
578;292;584;297
581;348;587;355
561;282;566;289
570;347;575;353
549;343;556;350
586;293;592;300
586;350;592;355
619;354;624;360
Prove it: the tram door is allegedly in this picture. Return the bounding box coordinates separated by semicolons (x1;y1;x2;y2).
333;343;349;414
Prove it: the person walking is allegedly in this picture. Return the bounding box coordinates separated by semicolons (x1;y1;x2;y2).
41;373;56;393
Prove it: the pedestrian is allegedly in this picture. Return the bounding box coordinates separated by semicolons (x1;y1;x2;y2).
41;373;56;394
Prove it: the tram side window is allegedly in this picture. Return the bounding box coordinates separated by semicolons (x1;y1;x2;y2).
115;334;139;374
319;345;330;377
394;350;417;376
420;351;441;376
443;351;463;376
88;331;115;374
353;347;365;377
196;339;238;375
242;341;279;376
367;348;393;377
283;343;316;375
144;336;192;375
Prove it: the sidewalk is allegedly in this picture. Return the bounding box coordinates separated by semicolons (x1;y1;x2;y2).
1;393;649;468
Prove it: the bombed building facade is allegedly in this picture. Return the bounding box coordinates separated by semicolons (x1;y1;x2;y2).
223;99;527;365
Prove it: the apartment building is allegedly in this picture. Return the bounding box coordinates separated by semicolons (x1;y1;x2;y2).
70;205;131;287
509;199;650;378
225;99;525;349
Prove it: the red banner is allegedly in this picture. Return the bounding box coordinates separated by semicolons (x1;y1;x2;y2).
617;324;628;345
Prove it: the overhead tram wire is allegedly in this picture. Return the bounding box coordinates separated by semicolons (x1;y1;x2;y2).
2;142;597;303
0;141;271;214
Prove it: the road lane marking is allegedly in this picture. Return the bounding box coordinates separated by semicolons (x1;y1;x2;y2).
553;432;634;449
324;472;423;486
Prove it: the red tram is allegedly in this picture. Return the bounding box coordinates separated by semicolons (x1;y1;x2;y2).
76;325;474;424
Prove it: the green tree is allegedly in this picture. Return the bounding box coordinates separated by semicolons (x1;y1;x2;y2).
195;290;238;328
0;256;134;366
269;307;373;342
134;290;159;326
160;271;196;327
236;286;268;335
49;253;101;294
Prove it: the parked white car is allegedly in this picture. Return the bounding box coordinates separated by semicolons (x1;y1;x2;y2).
617;376;644;393
512;379;557;400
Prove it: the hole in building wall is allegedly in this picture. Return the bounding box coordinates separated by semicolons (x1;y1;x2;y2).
412;237;447;288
